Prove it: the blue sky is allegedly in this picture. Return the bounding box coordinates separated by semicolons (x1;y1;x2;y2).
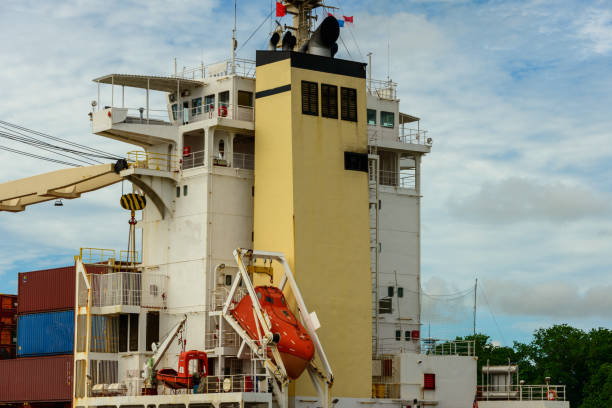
1;0;611;346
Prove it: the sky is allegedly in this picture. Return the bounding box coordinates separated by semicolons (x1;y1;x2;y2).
0;0;611;346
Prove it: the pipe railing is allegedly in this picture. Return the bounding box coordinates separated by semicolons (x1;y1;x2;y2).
477;384;566;401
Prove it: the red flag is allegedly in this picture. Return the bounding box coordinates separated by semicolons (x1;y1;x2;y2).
343;15;353;23
276;2;286;17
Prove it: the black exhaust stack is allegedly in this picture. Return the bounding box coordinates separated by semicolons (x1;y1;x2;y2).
268;32;280;50
306;16;340;57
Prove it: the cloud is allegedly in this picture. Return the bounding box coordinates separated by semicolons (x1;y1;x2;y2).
576;8;612;55
482;279;612;319
448;177;612;223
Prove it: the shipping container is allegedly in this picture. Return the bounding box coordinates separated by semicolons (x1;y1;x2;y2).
0;294;17;311
18;265;107;314
17;267;75;314
0;345;15;360
0;327;16;345
0;354;73;403
17;311;74;356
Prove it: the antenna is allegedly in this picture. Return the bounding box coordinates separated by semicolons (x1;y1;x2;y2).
231;0;237;74
473;278;478;337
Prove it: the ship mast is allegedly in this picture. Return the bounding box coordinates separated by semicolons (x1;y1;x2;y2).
282;0;336;48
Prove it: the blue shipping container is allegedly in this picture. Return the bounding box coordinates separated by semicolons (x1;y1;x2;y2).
17;310;74;356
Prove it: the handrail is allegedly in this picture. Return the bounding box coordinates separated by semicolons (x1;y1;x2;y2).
477;384;566;401
127;150;179;172
80;248;116;265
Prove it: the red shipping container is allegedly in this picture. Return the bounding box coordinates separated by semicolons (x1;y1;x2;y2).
18;267;76;314
0;354;73;402
0;294;17;311
18;265;108;315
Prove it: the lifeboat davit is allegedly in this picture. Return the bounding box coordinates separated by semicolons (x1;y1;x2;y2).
231;286;315;379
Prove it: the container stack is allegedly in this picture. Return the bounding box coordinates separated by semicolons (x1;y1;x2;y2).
0;266;77;407
17;267;76;357
0;294;17;360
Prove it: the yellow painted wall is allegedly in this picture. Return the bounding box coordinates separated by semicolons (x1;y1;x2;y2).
254;56;372;399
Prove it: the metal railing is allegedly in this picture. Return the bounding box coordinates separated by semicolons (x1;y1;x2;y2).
182;103;254;123
205;330;241;350
376;170;416;189
367;78;398;100
209;286;247;311
399;127;431;146
80;248;116;265
371;382;400;399
197;374;269;393
477;384;566;401
127;150;179;172
90;272;142;307
182;149;206;170
232;152;255;170
173;58;256;79
421;338;475;356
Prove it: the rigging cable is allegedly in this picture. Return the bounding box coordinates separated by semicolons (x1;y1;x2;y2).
478;282;507;345
0;144;82;167
0;120;123;160
238;8;274;53
0;127;101;165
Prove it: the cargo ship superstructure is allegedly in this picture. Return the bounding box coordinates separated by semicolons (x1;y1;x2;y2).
0;2;521;407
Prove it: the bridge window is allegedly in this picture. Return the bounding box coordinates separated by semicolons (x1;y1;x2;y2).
192;97;202;115
367;109;377;125
204;94;215;113
381;111;394;128
238;91;253;107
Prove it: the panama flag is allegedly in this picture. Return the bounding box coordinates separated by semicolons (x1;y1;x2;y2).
328;13;353;27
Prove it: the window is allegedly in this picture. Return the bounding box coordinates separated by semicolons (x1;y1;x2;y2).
388;286;394;297
344;151;368;172
204;94;215;113
183;185;188;196
225;275;232;286
171;103;178;120
378;298;392;314
405;330;410;341
395;330;401;341
192;97;202;115
381;111;394;128
424;373;436;390
219;91;229;108
367;109;377;125
146;312;159;352
301;81;318;116
341;87;357;121
129;314;139;352
398;287;404;298
238;91;253;107
119;314;128;352
176;186;180;198
321;84;338;118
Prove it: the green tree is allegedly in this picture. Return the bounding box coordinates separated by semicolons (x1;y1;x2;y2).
579;363;612;408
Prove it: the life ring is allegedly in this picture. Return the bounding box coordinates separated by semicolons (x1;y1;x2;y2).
547;389;557;400
218;105;228;117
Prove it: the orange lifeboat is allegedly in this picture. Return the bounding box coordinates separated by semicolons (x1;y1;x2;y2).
231;286;315;379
